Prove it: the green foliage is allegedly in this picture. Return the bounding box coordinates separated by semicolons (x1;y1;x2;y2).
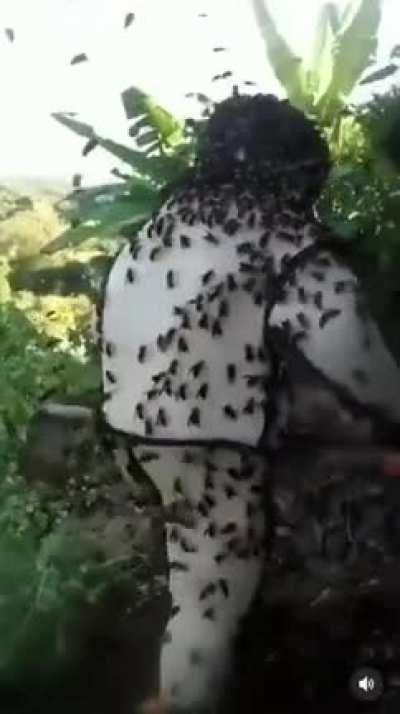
50;85;199;255
251;0;383;124
42;179;159;254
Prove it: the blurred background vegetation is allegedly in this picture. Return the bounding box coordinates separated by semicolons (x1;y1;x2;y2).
0;0;399;710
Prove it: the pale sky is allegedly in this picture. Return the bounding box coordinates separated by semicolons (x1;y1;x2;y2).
0;0;398;188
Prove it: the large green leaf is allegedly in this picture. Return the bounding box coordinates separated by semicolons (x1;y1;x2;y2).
359;63;399;85
41;181;158;254
309;3;338;106
250;0;306;108
320;0;381;116
52;113;188;186
121;86;185;149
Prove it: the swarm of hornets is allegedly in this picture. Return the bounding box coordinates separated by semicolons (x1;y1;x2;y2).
96;90;400;713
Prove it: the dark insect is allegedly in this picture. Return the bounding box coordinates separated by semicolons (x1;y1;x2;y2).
246;374;263;388
188;407;201;426
181;450;195;464
319;308;341;329
170;561;189;572
138;345;147;364
181;312;191;330
204;494;216;509
162;229;173;248
174;477;183;494
224;219;240;236
130;244;142;260
204;522;217;537
253;291;264;306
243;398;255;415
178;336;189;352
205;472;214;489
156;408;168;427
156;217;164;236
180;538;198;555
163;377;173;396
227;364;236;383
199;583;216;600
242;277;257;293
150;246;162;261
298;286;307;303
198;501;208;517
165;328;177;346
178;383;188;400
202;270;215;285
173;305;185;317
219;578;229;598
221;522;237;535
197;383;209;400
105;342;114;357
190;360;205;378
239;262;257;274
166;270;175;289
245;344;255;362
223;405;237;420
203;232;219;245
208;283;224;302
169;359;179;375
227;273;238;291
70;53;88;65
237;241;253;256
334;280;347;294
314;291;323;310
258;232;270;249
157;334;167;352
224;484;236;499
212;319;223;337
247;212;256;229
105;370;116;384
126;268;135;283
169;527;179;543
202;607;215;620
124;12;135;28
219;299;229;318
136;403;144;420
180;234;191;248
296;311;311;329
198;313;209;330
